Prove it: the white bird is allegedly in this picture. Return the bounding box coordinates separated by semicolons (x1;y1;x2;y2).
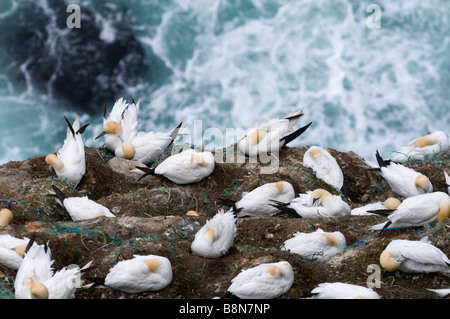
390;131;449;163
217;181;295;217
369;191;450;230
0;208;13;226
223;261;294;299
95;97;138;152
237;108;312;158
45;117;90;186
51;185;115;221
88;255;173;293
351;197;401;216
191;209;237;259
15;238;93;299
271;188;351;218
281;228;346;263
115;122;184;165
379;237;450;275
308;282;381;299
375;150;433;198
0;234;29;270
137;148;215;185
303;146;344;190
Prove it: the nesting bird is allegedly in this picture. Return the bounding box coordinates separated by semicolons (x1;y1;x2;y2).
191;209;237;259
0;234;29;270
96;97;184;165
390;131;449;163
45;117;90;186
137;148;215;185
223;261;294;299
307;282;381;299
51;185;115;221
271;188;351;218
369;191;450;230
237;108;312;158
96;97;139;152
374;150;433;198
88;255;172;293
217;181;295;217
379;238;450;275
115;122;184;165
303;146;344;191
351;197;401;216
281;228;346;263
14;238;93;299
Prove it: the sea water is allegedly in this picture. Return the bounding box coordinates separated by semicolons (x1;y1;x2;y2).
0;0;449;165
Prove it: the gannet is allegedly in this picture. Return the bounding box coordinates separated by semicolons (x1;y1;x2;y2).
51;185;115;221
380;237;450;275
390;131;449;163
351;197;401;216
223;261;294;299
191;209;237;258
14;238;93;299
369;191;450;230
308;282;381;299
88;255;173;293
303;146;344;190
375;150;433;198
217;181;295;217
237;108;312;158
0;208;13;226
45;117;90;186
281;228;346;263
115;122;184;165
271;188;351;218
137;148;215;184
0;234;29;270
95;97;137;152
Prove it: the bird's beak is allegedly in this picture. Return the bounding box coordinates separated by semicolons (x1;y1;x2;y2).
95;131;107;139
312;198;319;207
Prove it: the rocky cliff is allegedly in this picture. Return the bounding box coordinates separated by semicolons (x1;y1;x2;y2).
0;145;449;299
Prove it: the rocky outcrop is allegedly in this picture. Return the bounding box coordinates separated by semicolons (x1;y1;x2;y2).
0;145;449;299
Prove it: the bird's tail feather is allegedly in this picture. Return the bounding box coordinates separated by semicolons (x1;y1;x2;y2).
51;185;67;203
77;123;90;135
84;277;107;287
24;233;37;254
280;122;312;146
366;209;396;217
136;166;157;181
216;197;242;216
170;122;185;140
270;203;302;218
375;150;391;168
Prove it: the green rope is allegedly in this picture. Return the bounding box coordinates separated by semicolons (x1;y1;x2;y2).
348;226;423;248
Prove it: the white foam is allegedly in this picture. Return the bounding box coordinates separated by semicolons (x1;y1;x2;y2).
1;0;450;165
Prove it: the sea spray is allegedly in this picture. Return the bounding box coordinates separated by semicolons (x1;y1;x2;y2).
1;0;449;165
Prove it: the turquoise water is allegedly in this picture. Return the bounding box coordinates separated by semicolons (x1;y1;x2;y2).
1;0;449;164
